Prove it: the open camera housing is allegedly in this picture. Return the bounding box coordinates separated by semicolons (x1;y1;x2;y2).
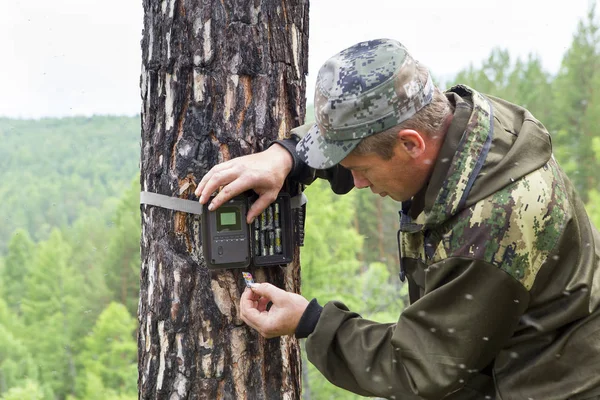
201;193;294;270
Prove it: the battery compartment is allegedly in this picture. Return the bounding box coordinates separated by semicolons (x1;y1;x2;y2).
250;193;293;266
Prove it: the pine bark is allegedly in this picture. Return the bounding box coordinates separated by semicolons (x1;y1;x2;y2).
139;1;309;399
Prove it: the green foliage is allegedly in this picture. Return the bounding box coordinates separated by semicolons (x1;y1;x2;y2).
101;179;141;317
0;116;139;253
551;4;600;201
453;49;555;124
0;380;45;400
586;137;600;227
0;298;38;396
62;206;114;332
354;262;408;322
74;372;105;400
1;229;34;315
454;48;513;95
586;190;600;228
70;370;135;400
21;230;84;399
0;114;142;399
453;4;600;204
300;181;408;399
300;180;363;400
302;179;363;308
77;302;137;399
353;190;402;270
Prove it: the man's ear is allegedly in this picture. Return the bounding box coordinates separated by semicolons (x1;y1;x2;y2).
396;129;426;159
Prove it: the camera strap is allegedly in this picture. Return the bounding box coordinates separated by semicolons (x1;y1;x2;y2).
140;191;204;215
139;191;307;213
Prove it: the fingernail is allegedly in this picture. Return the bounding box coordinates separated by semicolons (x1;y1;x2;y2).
249;283;259;289
199;194;204;203
249;216;255;224
208;203;214;211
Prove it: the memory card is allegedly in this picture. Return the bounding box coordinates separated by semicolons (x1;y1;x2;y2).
242;272;255;288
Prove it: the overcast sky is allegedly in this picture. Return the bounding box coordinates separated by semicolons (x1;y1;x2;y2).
0;0;594;119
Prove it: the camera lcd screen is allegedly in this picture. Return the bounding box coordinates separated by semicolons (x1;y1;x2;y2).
216;207;241;232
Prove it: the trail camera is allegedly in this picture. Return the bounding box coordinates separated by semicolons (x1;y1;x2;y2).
140;180;305;270
201;193;295;270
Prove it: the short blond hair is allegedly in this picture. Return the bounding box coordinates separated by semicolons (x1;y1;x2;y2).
352;64;453;159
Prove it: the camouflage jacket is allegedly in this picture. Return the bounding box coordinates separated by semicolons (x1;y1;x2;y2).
281;86;600;399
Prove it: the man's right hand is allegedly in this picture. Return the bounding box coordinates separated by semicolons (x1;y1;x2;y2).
195;144;293;223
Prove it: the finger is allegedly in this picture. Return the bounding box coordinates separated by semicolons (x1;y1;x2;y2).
240;309;262;332
247;191;278;223
200;168;242;206
256;297;271;312
241;287;259;306
195;171;212;198
250;283;285;303
208;178;254;211
240;288;256;315
240;301;267;329
197;163;235;202
196;163;227;198
240;289;263;326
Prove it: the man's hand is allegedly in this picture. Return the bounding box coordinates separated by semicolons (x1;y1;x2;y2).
240;283;309;338
195;144;293;223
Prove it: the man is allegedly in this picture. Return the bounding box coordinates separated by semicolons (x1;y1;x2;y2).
196;39;600;399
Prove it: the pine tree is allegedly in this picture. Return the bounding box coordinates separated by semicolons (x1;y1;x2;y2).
63;205;114;336
1;229;34;315
77;302;137;399
505;54;554;125
454;48;512;95
21;230;85;399
0;299;38;396
102;179;141;317
551;4;600;201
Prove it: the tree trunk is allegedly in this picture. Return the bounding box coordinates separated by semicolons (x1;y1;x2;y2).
139;1;309;399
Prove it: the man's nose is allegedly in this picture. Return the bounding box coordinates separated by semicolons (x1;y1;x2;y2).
351;171;370;189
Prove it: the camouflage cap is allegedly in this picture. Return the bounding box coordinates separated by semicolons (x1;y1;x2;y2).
295;38;434;169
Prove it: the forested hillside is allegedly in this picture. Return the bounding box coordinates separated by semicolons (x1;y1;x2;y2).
0;116;141;399
0;116;140;252
0;6;599;400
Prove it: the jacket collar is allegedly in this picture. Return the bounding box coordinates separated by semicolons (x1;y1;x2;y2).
400;85;494;232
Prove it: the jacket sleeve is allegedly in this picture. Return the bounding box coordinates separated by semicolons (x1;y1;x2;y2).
305;257;530;399
270;123;354;194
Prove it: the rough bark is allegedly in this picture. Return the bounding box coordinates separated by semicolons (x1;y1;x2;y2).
139;1;309;399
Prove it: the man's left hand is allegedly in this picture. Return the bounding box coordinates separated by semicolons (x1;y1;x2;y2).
240;283;309;338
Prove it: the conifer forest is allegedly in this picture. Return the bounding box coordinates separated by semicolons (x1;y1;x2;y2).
1;6;600;400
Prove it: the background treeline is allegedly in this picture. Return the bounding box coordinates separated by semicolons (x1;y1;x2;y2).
1;6;599;400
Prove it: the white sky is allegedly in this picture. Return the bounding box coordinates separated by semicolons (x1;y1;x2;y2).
0;0;594;119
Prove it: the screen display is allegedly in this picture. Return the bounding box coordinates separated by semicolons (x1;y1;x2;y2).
220;212;237;226
216;207;242;232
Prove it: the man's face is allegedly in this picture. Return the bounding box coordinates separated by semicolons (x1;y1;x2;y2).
339;141;430;202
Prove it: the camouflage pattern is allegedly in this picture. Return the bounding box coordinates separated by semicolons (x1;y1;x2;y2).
426;86;493;226
399;85;569;290
427;157;569;290
295;38;434;169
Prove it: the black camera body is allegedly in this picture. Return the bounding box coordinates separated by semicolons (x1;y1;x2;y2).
201;193;294;270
